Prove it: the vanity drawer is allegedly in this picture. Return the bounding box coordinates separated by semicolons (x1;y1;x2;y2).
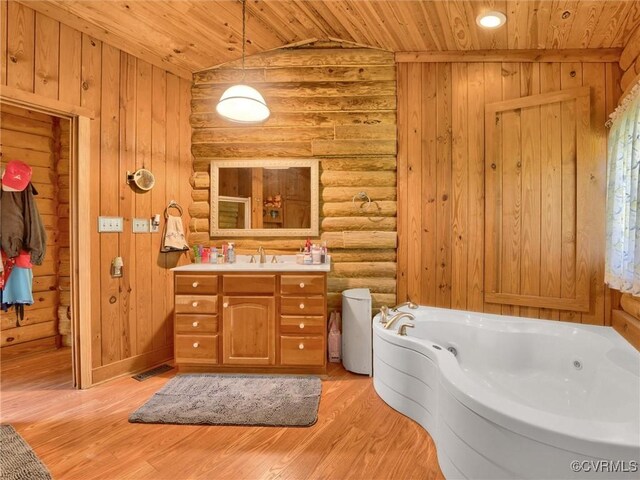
280;296;325;315
175;334;218;364
176;314;218;334
175;274;218;295
175;295;218;314
223;275;275;294
280;335;325;366
280;275;325;295
280;315;325;334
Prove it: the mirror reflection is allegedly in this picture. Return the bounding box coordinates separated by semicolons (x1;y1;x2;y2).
210;159;319;237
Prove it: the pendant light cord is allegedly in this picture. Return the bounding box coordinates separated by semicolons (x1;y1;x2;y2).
241;0;246;81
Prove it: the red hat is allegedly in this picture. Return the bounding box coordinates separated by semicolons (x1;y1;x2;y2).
2;160;32;192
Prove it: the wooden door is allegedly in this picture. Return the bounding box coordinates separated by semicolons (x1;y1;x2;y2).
485;87;591;312
222;296;275;365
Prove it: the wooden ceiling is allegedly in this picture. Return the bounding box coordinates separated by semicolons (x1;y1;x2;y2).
23;1;640;79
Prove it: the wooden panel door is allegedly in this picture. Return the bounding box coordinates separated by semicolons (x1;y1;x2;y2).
222;296;275;365
485;87;591;312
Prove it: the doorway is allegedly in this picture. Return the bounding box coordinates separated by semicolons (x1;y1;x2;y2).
1;105;71;360
0;89;93;388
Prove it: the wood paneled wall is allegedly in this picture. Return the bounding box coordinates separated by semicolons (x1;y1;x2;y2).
397;59;622;325
0;104;62;357
1;1;193;383
189;42;397;310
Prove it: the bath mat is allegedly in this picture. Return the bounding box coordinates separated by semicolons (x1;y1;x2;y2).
0;425;51;480
128;374;321;427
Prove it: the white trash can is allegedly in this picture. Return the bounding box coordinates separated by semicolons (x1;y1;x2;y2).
341;288;372;376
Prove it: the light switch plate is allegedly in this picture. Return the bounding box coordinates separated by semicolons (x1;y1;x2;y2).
98;216;123;233
132;218;150;233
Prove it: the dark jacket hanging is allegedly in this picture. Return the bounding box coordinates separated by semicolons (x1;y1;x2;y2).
0;183;47;265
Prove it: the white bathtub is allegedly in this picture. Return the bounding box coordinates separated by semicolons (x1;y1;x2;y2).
373;306;640;479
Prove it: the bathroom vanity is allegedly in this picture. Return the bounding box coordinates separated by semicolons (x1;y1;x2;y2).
171;256;329;374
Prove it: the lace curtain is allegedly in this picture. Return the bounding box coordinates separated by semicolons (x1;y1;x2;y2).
605;86;640;294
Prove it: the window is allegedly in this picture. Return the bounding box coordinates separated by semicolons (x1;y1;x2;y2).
605;88;640;295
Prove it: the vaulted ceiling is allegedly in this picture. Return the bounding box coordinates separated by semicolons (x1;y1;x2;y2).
23;0;640;79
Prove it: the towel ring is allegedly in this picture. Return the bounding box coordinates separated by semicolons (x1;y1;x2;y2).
164;200;183;218
352;191;372;210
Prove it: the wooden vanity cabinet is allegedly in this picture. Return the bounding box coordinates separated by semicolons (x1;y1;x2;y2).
174;274;219;365
173;271;327;374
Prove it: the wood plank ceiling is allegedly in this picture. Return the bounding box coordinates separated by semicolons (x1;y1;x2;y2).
21;0;640;78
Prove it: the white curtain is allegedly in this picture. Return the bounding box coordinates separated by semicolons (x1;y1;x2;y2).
605;87;640;294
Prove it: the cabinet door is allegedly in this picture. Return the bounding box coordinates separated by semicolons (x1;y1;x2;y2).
222;296;275;365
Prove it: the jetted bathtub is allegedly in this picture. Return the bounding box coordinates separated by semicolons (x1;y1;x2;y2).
373;306;640;479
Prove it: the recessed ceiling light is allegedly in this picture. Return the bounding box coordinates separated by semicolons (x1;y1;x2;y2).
476;11;507;29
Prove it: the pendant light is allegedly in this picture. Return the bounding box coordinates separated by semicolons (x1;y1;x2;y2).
216;0;270;123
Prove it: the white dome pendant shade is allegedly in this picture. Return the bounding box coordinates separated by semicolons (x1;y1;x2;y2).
215;0;269;124
216;84;270;124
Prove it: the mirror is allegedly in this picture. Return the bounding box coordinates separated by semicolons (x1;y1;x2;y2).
210;159;319;237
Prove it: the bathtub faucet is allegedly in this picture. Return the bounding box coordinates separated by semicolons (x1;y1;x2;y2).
379;305;390;324
391;300;419;312
398;323;415;336
384;312;415;330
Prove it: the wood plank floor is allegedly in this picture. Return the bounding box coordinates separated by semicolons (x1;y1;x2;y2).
0;348;444;479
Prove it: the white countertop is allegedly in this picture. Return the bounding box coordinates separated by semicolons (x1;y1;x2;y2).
171;255;331;273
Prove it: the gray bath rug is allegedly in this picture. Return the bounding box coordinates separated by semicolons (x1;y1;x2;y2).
0;425;51;480
129;374;321;427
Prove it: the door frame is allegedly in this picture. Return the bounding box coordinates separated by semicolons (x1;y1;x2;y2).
1;85;94;388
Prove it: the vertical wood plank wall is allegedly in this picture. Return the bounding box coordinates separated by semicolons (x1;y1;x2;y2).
397;60;622;325
189;42;397;310
1;1;193;382
0;105;62;356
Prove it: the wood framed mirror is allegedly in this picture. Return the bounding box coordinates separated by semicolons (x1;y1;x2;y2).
210;158;319;237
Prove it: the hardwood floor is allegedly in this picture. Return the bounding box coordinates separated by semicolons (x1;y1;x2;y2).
0;348;444;480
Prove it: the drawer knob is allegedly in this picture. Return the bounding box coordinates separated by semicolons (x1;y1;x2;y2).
299;322;305;329
223;302;229;308
299;303;305;309
193;342;199;348
299;282;305;288
192;281;199;288
192;301;199;307
192;321;199;327
298;343;305;350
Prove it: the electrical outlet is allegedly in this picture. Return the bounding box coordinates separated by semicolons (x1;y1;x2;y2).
132;218;150;233
98;216;123;233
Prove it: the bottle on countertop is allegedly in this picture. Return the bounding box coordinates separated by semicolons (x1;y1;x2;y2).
321;241;328;264
227;242;236;263
311;244;321;265
209;247;217;264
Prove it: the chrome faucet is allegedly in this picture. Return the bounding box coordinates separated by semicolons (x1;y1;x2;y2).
384;312;415;330
379;305;390;324
257;246;266;264
391;300;419;312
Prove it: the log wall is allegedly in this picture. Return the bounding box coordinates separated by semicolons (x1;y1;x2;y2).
0;104;62;357
190;42;397;310
397;59;622;325
1;1;193;383
619;23;640;98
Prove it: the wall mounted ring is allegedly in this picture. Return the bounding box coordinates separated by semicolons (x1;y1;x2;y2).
352;191;372;210
164;200;184;218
